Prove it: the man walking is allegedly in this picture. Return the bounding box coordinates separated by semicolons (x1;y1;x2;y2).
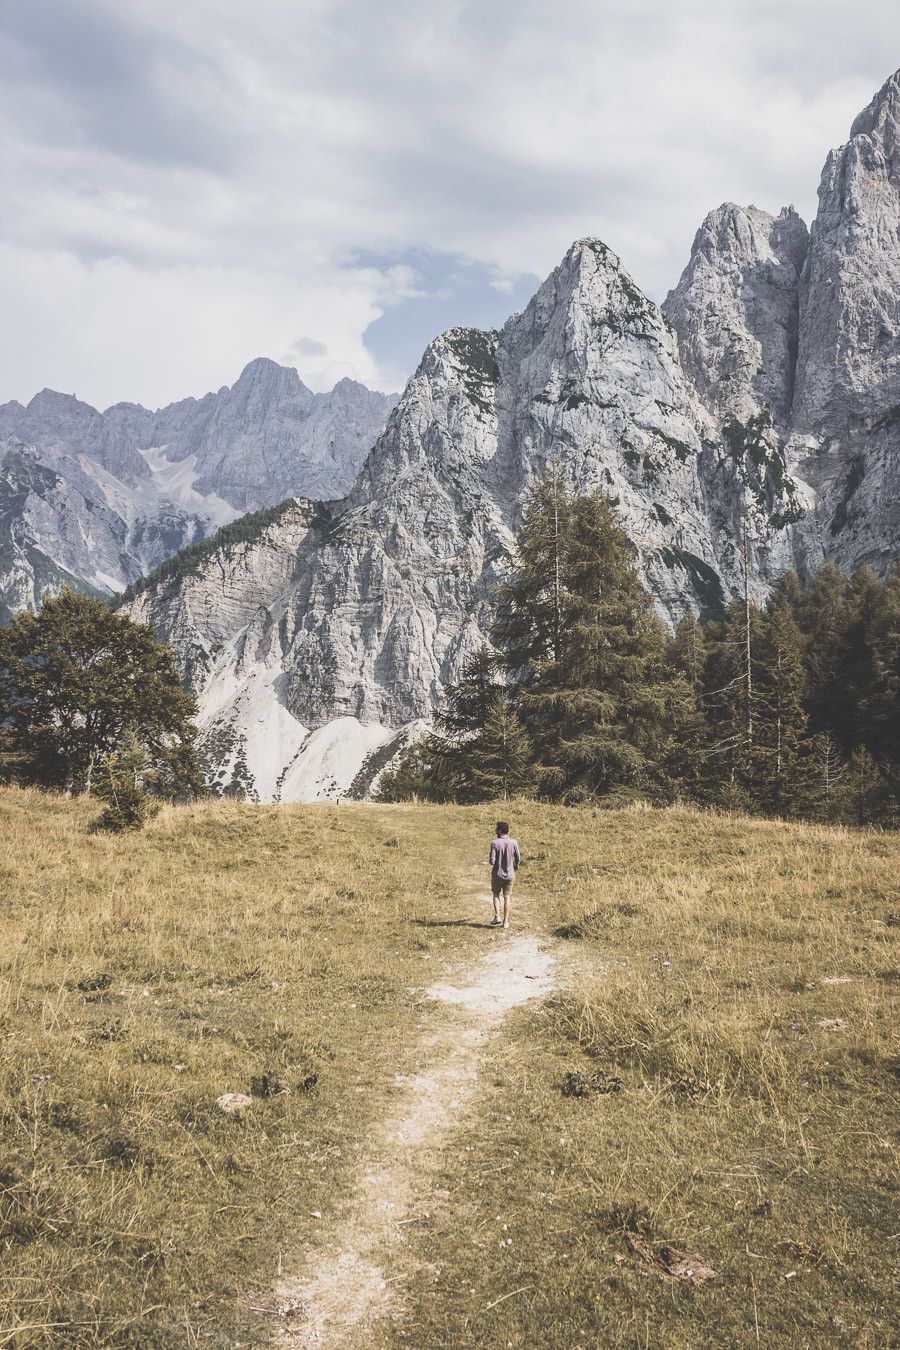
489;820;521;929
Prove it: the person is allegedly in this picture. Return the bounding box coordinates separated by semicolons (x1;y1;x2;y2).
489;820;520;929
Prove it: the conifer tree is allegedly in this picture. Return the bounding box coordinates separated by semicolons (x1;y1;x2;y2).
668;611;711;797
842;564;900;762
494;464;573;676
456;691;535;801
798;562;850;739
755;597;810;815
701;597;764;802
497;479;694;801
94;734;158;830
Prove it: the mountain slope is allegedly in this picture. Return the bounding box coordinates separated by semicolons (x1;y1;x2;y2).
67;69;900;801
0;363;397;610
790;68;900;575
126;239;810;801
662;204;809;426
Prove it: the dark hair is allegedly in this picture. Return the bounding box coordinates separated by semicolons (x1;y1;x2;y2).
496;820;509;835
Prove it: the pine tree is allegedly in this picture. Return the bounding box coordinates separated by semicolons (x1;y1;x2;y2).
460;692;535;801
755;597;810;815
843;564;900;763
496;480;694;802
0;588;200;796
94;735;158;830
667;611;711;798
798;562;850;740
701;597;764;804
494;464;574;677
813;731;847;822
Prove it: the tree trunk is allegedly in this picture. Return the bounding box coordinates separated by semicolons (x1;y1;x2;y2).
742;525;753;755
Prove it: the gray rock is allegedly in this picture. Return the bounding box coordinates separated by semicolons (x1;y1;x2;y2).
663;203;809;427
0;363;396;611
125;239;808;801
791;69;900;575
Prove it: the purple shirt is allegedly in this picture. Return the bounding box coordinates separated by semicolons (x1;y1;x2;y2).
490;836;520;881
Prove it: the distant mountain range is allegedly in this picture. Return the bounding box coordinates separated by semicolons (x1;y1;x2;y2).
0;361;397;620
9;69;900;804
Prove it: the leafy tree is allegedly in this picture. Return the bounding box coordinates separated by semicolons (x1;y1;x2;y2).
0;588;199;796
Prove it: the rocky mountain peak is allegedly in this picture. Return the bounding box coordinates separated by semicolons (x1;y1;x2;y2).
849;67;900;153
27;387;101;427
661;202;808;426
230;357;314;406
793;67;900;440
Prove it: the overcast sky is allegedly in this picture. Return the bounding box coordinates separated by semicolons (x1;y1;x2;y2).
1;1;898;410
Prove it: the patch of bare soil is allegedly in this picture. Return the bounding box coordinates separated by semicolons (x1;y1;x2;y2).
269;909;557;1348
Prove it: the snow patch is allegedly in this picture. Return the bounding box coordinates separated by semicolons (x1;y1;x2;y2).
92;570;123;594
138;445;237;527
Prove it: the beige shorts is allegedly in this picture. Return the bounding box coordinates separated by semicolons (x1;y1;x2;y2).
491;875;513;898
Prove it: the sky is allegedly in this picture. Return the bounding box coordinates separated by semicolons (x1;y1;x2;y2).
1;1;898;411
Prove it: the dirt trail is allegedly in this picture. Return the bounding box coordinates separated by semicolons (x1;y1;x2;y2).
272;895;559;1348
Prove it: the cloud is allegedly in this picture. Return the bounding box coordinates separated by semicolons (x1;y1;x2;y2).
0;0;898;407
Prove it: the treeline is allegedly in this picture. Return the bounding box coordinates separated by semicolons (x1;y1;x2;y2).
378;470;898;826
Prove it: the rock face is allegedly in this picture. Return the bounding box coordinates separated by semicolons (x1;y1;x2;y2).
0;364;396;611
126;238;811;802
33;69;900;802
790;69;900;576
662;204;809;426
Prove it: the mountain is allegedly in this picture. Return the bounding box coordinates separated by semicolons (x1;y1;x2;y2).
87;70;900;801
0;363;397;614
125;237;809;802
789;68;900;577
661;203;809;427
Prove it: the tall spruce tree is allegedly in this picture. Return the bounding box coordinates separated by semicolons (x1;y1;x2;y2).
701;597;765;801
843;564;900;763
496;478;694;802
376;651;534;803
798;562;851;740
755;597;810;815
457;691;535;802
668;611;711;798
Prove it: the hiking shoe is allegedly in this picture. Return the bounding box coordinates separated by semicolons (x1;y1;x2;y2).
503;921;510;929
489;916;501;926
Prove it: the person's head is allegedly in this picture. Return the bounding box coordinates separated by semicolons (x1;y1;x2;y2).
496;820;509;837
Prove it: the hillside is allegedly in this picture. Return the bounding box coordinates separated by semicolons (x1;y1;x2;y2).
123;70;900;805
1;789;896;1346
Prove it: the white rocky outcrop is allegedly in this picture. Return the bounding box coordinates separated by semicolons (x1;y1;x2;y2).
790;69;900;576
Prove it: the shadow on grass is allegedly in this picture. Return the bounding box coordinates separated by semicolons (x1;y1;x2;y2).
414;918;495;930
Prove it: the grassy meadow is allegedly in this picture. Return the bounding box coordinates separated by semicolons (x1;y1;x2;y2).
0;788;897;1347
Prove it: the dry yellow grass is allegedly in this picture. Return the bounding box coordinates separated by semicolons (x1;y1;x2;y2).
0;789;897;1347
